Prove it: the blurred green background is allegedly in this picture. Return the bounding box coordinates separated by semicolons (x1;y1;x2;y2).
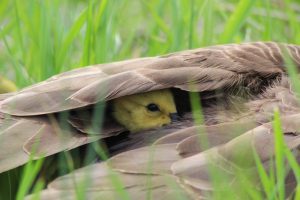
1;0;300;88
1;0;300;199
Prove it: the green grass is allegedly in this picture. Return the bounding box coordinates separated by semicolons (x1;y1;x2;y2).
1;0;300;199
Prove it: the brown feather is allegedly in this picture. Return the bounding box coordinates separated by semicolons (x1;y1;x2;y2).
2;42;298;116
1;43;300;199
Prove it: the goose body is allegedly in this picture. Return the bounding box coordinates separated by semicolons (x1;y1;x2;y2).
0;42;300;199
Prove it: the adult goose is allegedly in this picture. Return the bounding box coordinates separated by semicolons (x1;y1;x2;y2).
0;42;300;199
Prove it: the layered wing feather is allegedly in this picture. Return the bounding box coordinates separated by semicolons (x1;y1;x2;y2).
2;42;299;116
29;117;300;200
0;112;101;173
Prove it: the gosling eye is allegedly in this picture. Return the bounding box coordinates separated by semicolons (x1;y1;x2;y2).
146;103;160;112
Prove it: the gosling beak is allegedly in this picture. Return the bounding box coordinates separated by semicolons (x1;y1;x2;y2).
169;113;180;122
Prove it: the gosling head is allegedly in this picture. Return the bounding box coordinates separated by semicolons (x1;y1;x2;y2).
0;76;17;94
112;89;178;132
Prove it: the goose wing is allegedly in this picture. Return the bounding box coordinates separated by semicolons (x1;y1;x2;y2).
2;42;297;116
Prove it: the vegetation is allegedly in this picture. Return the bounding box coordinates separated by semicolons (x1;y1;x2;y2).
0;0;300;199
